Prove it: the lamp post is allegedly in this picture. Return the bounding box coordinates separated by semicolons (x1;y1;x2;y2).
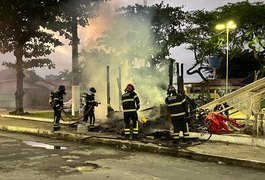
215;20;236;94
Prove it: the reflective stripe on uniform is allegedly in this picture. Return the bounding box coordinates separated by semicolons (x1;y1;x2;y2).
133;131;138;134
134;95;138;99
53;123;59;127
168;102;182;107
168;99;186;107
172;133;180;139
172;133;179;136
122;99;134;103
171;112;186;117
186;123;190;133
124;128;130;135
123;109;136;112
133;122;139;134
183;132;190;138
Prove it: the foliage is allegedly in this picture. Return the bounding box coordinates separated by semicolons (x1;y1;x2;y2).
23;111;72;120
59;69;72;81
186;1;265;79
213;1;265;79
94;2;186;69
0;0;106;114
0;0;62;69
44;0;106;42
79;2;187;106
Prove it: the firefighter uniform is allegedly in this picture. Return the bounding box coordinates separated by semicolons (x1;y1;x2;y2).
82;87;98;131
165;86;190;145
51;85;66;131
122;84;140;139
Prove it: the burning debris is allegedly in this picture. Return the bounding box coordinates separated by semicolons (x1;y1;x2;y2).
99;105;171;136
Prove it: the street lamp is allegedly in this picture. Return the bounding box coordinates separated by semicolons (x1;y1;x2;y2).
215;20;236;94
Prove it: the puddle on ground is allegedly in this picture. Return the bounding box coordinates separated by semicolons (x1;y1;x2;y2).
76;166;95;172
76;163;101;172
23;141;67;150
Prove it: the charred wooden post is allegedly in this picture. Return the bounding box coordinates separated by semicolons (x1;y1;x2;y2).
117;67;122;110
176;62;185;95
169;59;174;86
106;65;114;117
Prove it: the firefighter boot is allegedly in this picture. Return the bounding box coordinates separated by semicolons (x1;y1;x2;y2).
132;134;139;140
53;126;61;132
123;134;130;140
53;122;60;131
173;139;180;148
88;125;95;131
123;128;131;140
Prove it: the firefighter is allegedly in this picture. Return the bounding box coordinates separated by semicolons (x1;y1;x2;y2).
50;85;66;131
121;83;140;140
165;85;190;145
81;87;98;131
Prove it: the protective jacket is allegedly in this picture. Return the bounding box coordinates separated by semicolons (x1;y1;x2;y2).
82;91;97;108
52;90;64;110
122;91;140;113
81;90;98;129
165;94;188;117
51;90;65;132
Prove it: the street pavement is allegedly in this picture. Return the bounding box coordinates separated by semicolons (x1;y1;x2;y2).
1;110;265;171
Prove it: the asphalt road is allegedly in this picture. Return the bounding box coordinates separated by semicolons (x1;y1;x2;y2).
0;130;265;180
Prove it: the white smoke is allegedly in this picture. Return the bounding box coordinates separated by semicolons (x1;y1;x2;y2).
79;2;168;120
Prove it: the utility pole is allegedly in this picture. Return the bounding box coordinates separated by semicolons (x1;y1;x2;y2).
71;1;80;116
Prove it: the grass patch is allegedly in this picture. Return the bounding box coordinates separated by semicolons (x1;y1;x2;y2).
24;111;54;119
23;111;79;121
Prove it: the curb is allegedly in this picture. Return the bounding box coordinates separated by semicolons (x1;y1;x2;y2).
1;124;265;170
0;114;74;125
3;114;265;148
205;134;265;148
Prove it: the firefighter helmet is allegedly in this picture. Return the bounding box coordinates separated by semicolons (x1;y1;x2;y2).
125;83;135;91
90;87;96;93
58;85;66;95
167;85;176;95
58;85;66;91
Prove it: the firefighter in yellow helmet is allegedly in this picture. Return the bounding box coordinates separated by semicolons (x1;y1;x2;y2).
121;83;140;140
165;85;190;146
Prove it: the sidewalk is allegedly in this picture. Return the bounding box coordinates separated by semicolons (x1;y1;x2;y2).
1;113;265;170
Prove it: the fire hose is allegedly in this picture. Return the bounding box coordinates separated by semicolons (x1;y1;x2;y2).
61;106;93;126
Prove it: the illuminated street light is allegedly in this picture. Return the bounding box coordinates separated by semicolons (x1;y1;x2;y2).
215;20;236;94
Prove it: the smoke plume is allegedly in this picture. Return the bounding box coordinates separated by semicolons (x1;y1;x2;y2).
79;1;168;120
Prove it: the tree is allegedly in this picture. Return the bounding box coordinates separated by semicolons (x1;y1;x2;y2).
79;2;187;106
59;69;72;81
185;9;216;81
80;2;187;81
0;0;106;114
213;1;265;80
186;1;265;80
0;0;62;114
95;2;186;69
